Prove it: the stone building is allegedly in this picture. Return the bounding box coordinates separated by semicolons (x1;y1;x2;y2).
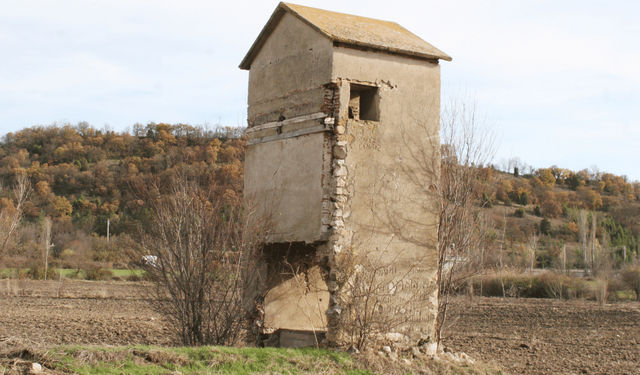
240;2;450;350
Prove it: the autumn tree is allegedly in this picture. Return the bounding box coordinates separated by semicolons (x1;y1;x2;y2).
535;168;556;187
496;180;513;203
539;191;562;218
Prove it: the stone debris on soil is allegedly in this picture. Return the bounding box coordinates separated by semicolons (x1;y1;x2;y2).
433;351;474;364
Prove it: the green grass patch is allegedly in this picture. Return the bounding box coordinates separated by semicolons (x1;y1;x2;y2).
111;269;145;277
47;345;369;375
0;268;12;277
58;269;81;278
614;290;638;300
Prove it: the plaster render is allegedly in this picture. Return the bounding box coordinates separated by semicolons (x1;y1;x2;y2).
264;264;329;331
247;12;333;126
245;132;329;243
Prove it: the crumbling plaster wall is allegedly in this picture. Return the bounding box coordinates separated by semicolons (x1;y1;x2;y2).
322;47;441;348
247;12;333;127
330;47;441;246
245;12;335;243
244;12;336;340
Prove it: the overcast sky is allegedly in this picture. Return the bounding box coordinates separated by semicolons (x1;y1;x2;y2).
1;0;638;180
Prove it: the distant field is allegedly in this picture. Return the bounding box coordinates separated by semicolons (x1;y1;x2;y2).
0;268;145;279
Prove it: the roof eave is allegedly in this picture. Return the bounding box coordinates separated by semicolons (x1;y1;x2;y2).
333;38;452;62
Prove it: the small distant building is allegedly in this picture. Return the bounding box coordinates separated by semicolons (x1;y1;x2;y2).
240;2;450;349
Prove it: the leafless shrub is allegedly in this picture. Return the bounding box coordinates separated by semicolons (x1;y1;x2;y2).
476;271;593;300
620;263;640;300
132;171;269;346
334;244;422;350
594;278;608;305
541;272;565;299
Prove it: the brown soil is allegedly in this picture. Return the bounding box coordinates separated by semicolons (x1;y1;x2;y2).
2;281;640;374
0;279;176;348
444;297;640;375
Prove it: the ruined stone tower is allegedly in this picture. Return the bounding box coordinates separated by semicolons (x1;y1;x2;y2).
240;2;450;350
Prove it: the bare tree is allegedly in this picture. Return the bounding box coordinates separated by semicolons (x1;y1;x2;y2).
373;90;498;350
510;157;523;175
591;212;597;272
41;217;52;281
498;210;508;298
578;209;588;273
134;172;269;346
433;93;499;347
0;173;31;265
498;157;508;173
528;230;539;274
621;262;640;301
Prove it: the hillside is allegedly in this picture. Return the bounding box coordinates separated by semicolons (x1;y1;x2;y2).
0;122;246;270
0;121;638;272
478;166;640;269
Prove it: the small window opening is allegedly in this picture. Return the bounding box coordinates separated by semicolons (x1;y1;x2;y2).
348;84;379;121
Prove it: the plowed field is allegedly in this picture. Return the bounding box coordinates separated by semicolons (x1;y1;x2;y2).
2;280;640;374
444;297;640;375
0;279;176;347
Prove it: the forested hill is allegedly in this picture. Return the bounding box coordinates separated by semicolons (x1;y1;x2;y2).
0;122;246;239
0;121;638;271
477;163;640;263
